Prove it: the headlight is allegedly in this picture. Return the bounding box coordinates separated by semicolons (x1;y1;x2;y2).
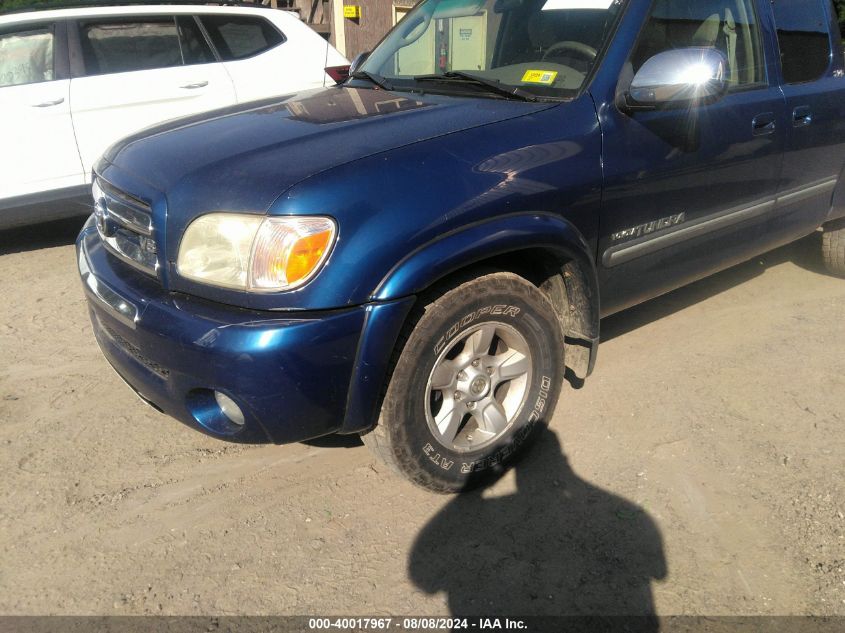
177;214;336;292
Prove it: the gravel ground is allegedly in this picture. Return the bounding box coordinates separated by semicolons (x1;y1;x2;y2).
0;218;843;616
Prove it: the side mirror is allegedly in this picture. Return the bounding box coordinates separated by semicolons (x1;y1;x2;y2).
624;47;728;111
349;52;370;75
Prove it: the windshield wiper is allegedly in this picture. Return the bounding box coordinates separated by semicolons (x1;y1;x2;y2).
413;71;540;102
349;70;394;91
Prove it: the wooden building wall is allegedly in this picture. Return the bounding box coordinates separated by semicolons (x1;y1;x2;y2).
336;0;396;59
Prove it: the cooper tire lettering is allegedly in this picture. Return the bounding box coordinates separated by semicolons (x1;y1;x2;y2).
432;305;522;354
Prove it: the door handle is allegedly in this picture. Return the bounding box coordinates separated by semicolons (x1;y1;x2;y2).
179;81;209;89
752;112;776;136
793;106;813;127
31;98;65;107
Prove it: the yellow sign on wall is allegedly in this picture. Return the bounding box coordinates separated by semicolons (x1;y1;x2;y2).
343;5;361;18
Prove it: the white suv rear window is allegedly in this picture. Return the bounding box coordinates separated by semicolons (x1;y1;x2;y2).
199;15;284;61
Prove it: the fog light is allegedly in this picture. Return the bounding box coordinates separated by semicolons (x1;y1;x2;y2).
214;391;245;426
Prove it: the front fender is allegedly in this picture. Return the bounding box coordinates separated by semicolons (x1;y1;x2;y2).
341;213;600;434
371;212;601;385
373;212;595;301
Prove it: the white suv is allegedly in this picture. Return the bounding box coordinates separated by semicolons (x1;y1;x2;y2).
0;3;348;229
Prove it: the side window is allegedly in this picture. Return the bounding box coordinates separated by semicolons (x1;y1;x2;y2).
0;25;54;88
177;16;215;65
772;0;832;84
198;15;284;61
631;0;766;89
79;17;183;76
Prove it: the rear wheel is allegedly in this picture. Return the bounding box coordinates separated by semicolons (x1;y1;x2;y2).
822;218;845;277
362;271;564;493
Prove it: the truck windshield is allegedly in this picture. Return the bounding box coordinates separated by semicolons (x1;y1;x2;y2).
359;0;626;100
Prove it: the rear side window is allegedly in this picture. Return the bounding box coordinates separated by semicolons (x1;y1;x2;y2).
0;25;54;88
80;18;183;75
199;15;284;61
771;0;832;83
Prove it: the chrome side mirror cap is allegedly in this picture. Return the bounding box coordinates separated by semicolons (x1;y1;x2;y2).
624;48;729;110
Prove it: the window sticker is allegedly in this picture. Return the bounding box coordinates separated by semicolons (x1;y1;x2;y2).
542;0;614;11
521;69;558;85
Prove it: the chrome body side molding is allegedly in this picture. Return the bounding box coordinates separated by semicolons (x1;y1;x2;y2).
603;177;838;268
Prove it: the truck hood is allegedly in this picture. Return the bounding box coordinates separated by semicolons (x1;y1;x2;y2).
99;86;558;219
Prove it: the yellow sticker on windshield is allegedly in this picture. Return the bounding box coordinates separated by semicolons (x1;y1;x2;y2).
521;70;558;85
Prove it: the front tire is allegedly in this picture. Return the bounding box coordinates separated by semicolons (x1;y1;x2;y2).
363;272;564;492
822;218;845;277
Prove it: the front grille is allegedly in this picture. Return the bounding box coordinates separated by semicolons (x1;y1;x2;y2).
102;323;171;379
94;178;158;276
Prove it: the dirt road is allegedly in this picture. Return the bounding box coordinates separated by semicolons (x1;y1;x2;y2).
1;218;843;616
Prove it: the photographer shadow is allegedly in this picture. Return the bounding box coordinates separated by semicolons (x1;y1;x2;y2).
408;428;666;624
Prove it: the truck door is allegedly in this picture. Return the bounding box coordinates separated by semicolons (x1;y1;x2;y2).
596;0;787;316
768;0;845;234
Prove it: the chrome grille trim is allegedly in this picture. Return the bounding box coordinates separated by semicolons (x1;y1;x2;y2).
104;196;152;235
94;178;158;277
98;178;151;210
78;246;138;329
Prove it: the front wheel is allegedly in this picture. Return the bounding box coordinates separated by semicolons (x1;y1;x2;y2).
363;272;565;492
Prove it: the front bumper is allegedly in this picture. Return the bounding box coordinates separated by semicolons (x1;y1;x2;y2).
77;222;403;444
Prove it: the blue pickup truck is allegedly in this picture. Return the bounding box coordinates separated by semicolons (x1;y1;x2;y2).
78;0;845;491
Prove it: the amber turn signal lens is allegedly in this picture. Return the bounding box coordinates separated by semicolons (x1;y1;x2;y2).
283;229;333;284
